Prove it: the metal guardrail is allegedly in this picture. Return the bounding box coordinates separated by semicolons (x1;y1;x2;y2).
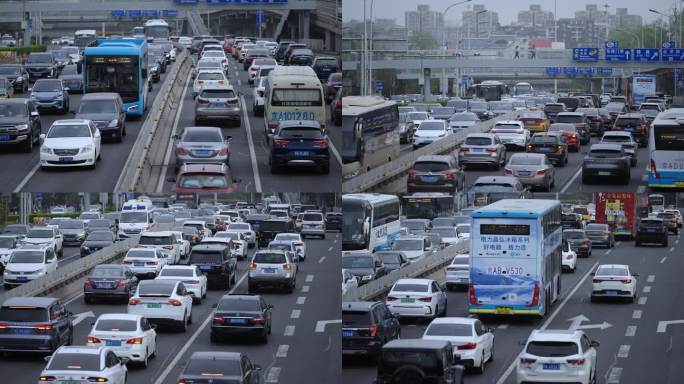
343;239;470;302
0;237;139;303
115;48;191;192
342;112;516;193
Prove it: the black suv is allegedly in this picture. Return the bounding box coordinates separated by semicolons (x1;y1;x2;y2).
25;52;59;80
582;143;631;184
255;218;293;248
635;218;668;247
543;103;566;123
407;155;465;194
342;301;400;358
0;98;42;152
527;132;568;166
376;339;465;384
325;212;342;232
0;297;73;353
188;244;237;289
275;41;296;63
0;64;29;93
555;112;591;145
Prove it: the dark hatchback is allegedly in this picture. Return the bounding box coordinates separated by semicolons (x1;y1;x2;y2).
635;218;669;247
376;339;465;384
270;120;330;174
342;253;386;285
375;251;409;273
312;56;339;81
177;351;263;384
563;229;592;257
561;213;583;230
0;296;73;353
543;103;566;122
83;264;138;303
407;155;465;194
0;98;42;152
526;132;568;166
210;294;273;343
582;143;631;184
612;113;649;147
342;301;400;358
80;230;115;257
325;212;342;231
324;72;342;103
188;244;237;289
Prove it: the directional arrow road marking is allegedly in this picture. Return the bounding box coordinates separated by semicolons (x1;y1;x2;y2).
567;314;612;331
72;311;95;326
657;320;684;333
315;319;341;333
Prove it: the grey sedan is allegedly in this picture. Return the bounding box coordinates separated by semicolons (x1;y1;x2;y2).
173;126;231;173
504;153;555;191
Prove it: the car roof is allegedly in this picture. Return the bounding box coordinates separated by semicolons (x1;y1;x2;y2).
415;155;452;163
52;119;90;125
54;345;106;355
429;317;476;325
191;243;227;251
2;296;58;308
96;313;141;321
529;329;583;342
199;83;234;91
277;120;321;129
557;112;583;116
190;351;241;360
395;278;432;285
495;120;524;125
81;92;120;100
179;163;228;174
589;143;623;151
383;339;451;350
596;264;629;269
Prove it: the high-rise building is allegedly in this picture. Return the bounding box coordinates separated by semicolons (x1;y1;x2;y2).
405;4;444;44
517;4;554;28
461;4;499;39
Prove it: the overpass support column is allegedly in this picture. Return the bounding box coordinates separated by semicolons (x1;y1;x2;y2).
325;30;332;52
299;11;310;40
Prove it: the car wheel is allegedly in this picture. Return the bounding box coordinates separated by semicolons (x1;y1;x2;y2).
270;159;280;174
141;348;149;368
180;312;188;332
188;312;193;325
84;296;92;304
635;240;641;247
474;352;485;374
67;328;73;345
3;284;10;290
231;273;236;286
210;332;221;343
582;172;589;184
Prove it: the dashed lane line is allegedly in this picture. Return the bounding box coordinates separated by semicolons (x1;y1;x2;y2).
276;344;289;358
638;297;648;305
265;367;281;383
607;367;623;383
239;94;262;192
632;310;642;319
642;286;651;293
660;256;668;264
290;309;301;319
284;325;295;337
296;296;306;305
625;326;637;337
318;256;326;264
301;285;310;293
647;275;655;283
617;345;631;358
12;162;40;193
305;274;314;282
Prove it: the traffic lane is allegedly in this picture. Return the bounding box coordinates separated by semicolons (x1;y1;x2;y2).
156;234;340;384
561;145;650;193
15;64;174;192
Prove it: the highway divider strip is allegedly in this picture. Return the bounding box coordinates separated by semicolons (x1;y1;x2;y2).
342;112;516;193
342;239;469;302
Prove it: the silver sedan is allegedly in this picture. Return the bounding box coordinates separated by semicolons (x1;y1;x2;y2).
504;153;555;191
173;126;231;173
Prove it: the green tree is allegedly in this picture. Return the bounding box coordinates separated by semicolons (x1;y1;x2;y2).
409;32;438;50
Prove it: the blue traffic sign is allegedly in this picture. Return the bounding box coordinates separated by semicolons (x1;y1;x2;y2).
143;10;160;17
596;67;614;76
577;67;595;76
374;80;383;91
563;67;578;75
127;10;142;17
605;48;631;62
572;48;599;62
634;48;660;62
662;41;676;49
605;41;619;49
661;48;684;62
162;9;178;17
256;9;263;25
111;10;125;17
545;67;561;76
174;0;199;3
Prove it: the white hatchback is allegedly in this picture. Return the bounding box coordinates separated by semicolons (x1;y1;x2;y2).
226;222;256;247
422;317;494;374
128;280;193;331
561;241;577;273
40;119;101;169
87;314;157;367
590;264;638;302
2;246;57;288
40;346;128;384
274;233;306;260
122;248;169;278
491;121;530;149
155;265;208;303
193;69;229;97
386;278;447;319
214;230;248;259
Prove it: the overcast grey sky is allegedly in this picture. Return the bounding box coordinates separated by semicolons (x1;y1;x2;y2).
342;0;676;25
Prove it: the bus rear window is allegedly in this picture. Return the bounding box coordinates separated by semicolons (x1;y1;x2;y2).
272;89;322;107
480;224;530;235
653;125;684;151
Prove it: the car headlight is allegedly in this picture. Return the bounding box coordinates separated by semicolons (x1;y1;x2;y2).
15;124;28;131
108;119;118;127
41;146;53;154
80;144;94;153
55;94;63;100
361;275;373;281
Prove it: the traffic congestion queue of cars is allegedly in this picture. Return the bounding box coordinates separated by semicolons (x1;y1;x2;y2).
184;35;342;179
0;195;336;383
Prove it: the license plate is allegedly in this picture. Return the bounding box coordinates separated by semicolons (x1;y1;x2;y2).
230;318;248;325
518;171;531;176
134;262;144;267
473;148;483;152
0;134;9;141
59;157;73;162
543;363;560;370
263;268;276;273
210;103;224;108
495;307;512;314
539;147;551;152
293;151;309;157
13;328;31;335
598;171;611;176
96;283;113;289
606;291;618;296
421;176;439;182
146;303;162;308
400;298;415;303
625;128;633;132
342;330;354;337
199;265;212;270
16;276;27;281
105;340;121;346
193;150;210;157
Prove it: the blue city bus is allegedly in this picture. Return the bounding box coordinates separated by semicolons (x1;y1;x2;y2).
82;39;149;117
648;118;684;188
469;199;562;317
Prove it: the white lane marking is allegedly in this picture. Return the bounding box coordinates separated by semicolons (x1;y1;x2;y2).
660;256;668;264
670;247;675;252
617;345;631;358
647;275;655;283
643;286;651;293
153;272;248;384
329;138;342;165
657;320;684;333
284;325;296;336
265;367;281;383
301;285;310;293
12;162;40;193
237;79;242;87
240;94;262;192
305;274;314;282
58;253;81;264
616;241;621;246
318;256;326;263
676;239;680;245
156;69;192;192
72;311;95;326
605;249;612;255
638;297;648;305
290;309;301;319
497;324;509;329
666;335;673;353
276;344;289;358
327;246;333;252
632;310;642;319
559;166;583;193
296;296;306;305
315;319;342;333
625;325;637;337
495;261;599;384
607;367;623;383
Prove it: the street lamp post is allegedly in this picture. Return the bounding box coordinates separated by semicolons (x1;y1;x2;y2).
441;0;472;48
615;28;642;48
475;10;487;38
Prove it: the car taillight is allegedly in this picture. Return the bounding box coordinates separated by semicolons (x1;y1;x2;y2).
282;263;291;270
520;358;536;364
369;324;378;337
84;278;95;287
212;315;224;324
87;336;102;344
273;139;289;148
504;168;513;175
129;298;141;305
126;337;143;345
566;254;574;260
408;170;417;178
527;283;540;307
536;169;546;175
249;263;257;269
222;59;227;64
555;145;562;152
581;239;590;245
34;324;53;332
566;358;585;366
117;279;126;288
620;278;632;284
335;99;342;108
122;260;132;264
146;261;158;265
457;342;477;350
39;377;57;382
443;171;455;180
418;296;433;302
87;377;108;382
592;278;604;283
197;98;209;105
468;284;477;305
459;147;470;152
571;133;577;138
386;296;398;302
177;147;187;156
191;236;198;241
312;139;328;148
486;147;497;152
168;299;183;306
0;323;10;330
250;316;266;325
527;144;534;151
226;98;239;106
219;147;229;156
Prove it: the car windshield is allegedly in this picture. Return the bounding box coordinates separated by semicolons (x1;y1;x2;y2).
197;72;224;81
92;267;123;277
160;268;193;277
61;65;78;76
614;118;641;127
48;353;101;371
268;243;292;252
204;51;224;58
95;319;137;332
59;220;84;230
178;174;228;189
253;252;286;264
0;238;15;248
465;137;492;146
216;232;239;241
418;121;444;131
197;61;221;70
510;156;542;166
303;213;322;221
563;231;586;239
32;80;61;92
78;100;117;114
47;124;91;138
408;112;428;120
471;183;515;192
490;102;513;110
0;66;20;75
27;229;53;238
342;255;373;268
138;282;174;297
275;234;298;241
493;124;522;131
184;358;241;377
377;253;401;264
549;124;576;133
531;135;558;144
425;322;473;336
9;250;44;263
27;54;52;64
596;266;628;276
139;235;173;246
217;297;260;311
456;224;470;233
392;239;422;251
382;351;440;369
0;103;26;117
450;113;478;122
527;341;578;357
432;228;457;237
200;89;236;99
588;148;622;157
120;211;147;223
183;129;222;142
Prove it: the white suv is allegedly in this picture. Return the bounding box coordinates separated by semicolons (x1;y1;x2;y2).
516;329;599;384
138;231;181;264
300;211;326;239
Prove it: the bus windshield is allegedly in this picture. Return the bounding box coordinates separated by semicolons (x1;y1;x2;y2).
342;199;369;251
85;55;139;103
271;89;322;107
402;196;454;219
653;124;684;151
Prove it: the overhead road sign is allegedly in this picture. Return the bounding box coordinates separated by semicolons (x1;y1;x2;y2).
596;67;613;76
162;10;179;17
604;41;619;49
374;80;383;92
605;48;631;62
577;67;595;76
662;41;676;49
111;10;125;17
634;48;660;62
545;67;561;76
563;67;578;75
661;48;684;62
127;10;142;17
572;48;599;62
143;10;160;18
174;0;199;3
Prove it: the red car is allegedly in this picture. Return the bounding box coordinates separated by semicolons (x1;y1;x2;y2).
548;123;581;151
169;163;236;193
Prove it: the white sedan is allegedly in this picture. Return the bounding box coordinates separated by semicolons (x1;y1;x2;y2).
214;230;248;259
122;248;169;278
562;240;577;273
168;230;191;259
155;265;207;303
491;121;530;150
128;280;193;331
40;119;101;170
412;120;449;149
40;346;128;384
226;223;256;247
274;232;306;260
386;278;447;319
422;317;494;374
192;69;228;97
590;264;638;302
87;313;157;367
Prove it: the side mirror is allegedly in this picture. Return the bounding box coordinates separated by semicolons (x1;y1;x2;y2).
150;324;158;330
225;135;232;141
590;340;600;348
172;134;180;140
30;111;40;117
28;88;32;92
43;355;52;362
63;87;70;92
267;304;274;309
487;327;495;333
254;364;262;371
166;176;177;183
